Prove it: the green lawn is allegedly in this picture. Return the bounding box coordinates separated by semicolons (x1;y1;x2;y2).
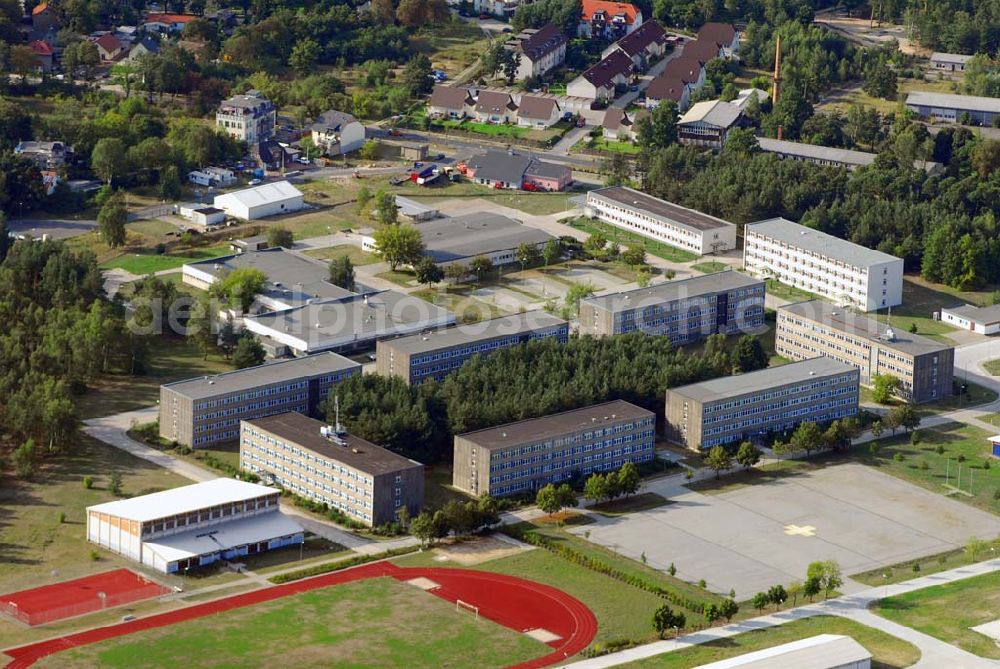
576;136;642;154
567;217;699;263
984;359;1000;376
302;244;379;265
411;286;508;322
423;465;472;511
876;570;1000;660
916;380;997;416
879;276;966;341
763;278;820;304
99;244;232;275
75;336;235;419
589;492;670;516
622;615;920;668
691;261;729;274
38;577;545;669
851;547;971;586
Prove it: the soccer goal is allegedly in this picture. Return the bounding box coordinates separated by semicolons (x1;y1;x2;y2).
455;599;480;621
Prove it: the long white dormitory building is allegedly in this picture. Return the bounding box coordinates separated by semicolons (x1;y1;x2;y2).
743;217;903;312
584;186;737;256
86;478;303;574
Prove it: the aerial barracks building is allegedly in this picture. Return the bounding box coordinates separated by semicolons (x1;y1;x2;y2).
743;218;904;312
375;311;568;384
453;400;656;498
86;478;303;574
665;357;860;451
240;412;424;526
776;300;955;404
159;353;361;448
578;271;765;342
584;186;737;256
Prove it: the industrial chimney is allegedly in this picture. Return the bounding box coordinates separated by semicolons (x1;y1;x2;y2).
772;33;782;108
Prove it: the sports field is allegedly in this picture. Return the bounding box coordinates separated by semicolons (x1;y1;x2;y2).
34;578;541;669
10;563;595;669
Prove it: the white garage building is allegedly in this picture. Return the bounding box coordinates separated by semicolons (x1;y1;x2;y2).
86;478;303;574
940;304;1000;335
213;180;304;221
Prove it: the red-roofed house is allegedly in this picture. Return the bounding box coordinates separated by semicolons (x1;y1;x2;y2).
32;2;57;31
696;22;740;56
143;13;198;33
30;40;53;73
92;34;124;61
579;0;642;40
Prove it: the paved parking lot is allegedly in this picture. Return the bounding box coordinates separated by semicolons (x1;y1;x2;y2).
570;463;1000;599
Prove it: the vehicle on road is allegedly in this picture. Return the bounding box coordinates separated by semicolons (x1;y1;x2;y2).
249;178;262;185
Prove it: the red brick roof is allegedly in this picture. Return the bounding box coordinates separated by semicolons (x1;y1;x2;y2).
29;40;53;56
581;0;639;24
31;2;49;15
93;33;122;53
144;13;198;24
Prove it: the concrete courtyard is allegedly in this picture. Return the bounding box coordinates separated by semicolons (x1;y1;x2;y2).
570;463;1000;600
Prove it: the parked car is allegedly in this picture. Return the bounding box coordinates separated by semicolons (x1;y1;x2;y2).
479;12;490;19
249;178;262;185
502;27;512;33
630;84;639;92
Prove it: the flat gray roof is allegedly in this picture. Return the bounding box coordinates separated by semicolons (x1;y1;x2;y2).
419;213;554;263
582;270;762;314
588;186;735;232
378;311;566;355
746;218;901;268
246;291;454;349
457;400;653;449
780;299;954;357
161;352;360;401
668;356;857;404
184;247;355;302
906;90;1000;114
245;412;422;476
942;303;1000;326
930;52;975;64
757;137;942;173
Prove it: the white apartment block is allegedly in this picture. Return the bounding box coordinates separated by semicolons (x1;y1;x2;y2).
584;186;737;255
743;218;903;312
216;90;276;144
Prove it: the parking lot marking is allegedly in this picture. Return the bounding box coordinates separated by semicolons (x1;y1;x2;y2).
784;524;817;537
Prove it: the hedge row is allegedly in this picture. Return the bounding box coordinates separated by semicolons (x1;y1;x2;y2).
503;525;710;615
269;545;420;584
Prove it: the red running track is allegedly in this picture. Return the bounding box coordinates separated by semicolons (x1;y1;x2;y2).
2;562;596;669
0;569;169;626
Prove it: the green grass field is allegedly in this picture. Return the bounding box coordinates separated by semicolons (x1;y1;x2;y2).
303;244;380;265
589;493;670;516
38;578;545;669
567;217;698;263
75;336;235;419
763;278;819;304
576;136;642;154
880;277;967;341
691;261;729;274
876;571;1000;660
622;615;920;668
851;547;970;586
984;359;1000;376
99;244;232;275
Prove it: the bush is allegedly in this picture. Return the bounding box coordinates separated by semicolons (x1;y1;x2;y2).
894;452;905;462
58;512;66;523
270;545;419;584
108;472;123;496
155;243;167;255
958;454;967;463
83;475;94;489
911;431;920;445
936;445;945;455
89;549;100;561
919;460;929;471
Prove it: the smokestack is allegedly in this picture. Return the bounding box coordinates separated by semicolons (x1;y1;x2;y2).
772;33;782;107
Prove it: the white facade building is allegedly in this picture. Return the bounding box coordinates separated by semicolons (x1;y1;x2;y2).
213;180;304;220
215;90;276;144
744;217;903;312
585;186;737;255
940;304;1000;335
86;478;302;574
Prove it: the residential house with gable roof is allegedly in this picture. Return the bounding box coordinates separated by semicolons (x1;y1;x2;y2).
508;24;567;81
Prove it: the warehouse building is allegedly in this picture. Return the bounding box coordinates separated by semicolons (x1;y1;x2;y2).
665;356;859;450
453;400;656;498
376;311;568;384
213;180;304;220
696;634;871;669
584;186;737;255
243;291;455;356
159;352;361;448
776;300;955;404
940;303;1000;335
744;218;903;312
756;137;943;174
86;478;302;574
362;212;554;269
241;412;424;527
183;247;355;312
905;91;1000;126
579;271;765;341
930;52;974;73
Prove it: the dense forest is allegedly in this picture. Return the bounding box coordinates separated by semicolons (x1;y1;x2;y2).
0;238;150;476
327;333;768;463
